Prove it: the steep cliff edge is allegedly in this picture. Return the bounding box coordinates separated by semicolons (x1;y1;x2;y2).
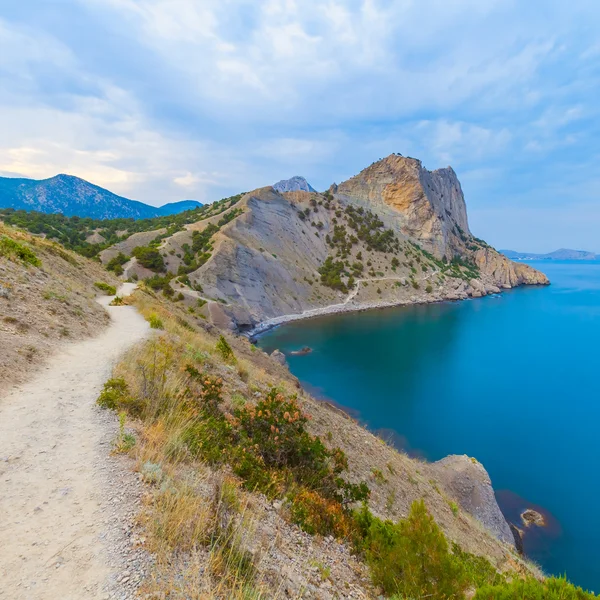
99;154;548;330
171;155;548;328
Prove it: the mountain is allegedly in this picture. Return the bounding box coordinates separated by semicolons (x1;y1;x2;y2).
273;175;316;193
0;174;202;220
155;200;204;216
501;248;598;261
104;154;548;330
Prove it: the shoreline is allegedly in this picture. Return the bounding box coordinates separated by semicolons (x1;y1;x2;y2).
246;290;483;339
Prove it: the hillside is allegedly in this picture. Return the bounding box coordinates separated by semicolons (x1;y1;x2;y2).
2;191;594;599
501;248;599;261
111;155;548;331
0;222;118;388
0;174;202;219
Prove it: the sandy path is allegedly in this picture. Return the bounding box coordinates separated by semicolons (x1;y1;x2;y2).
0;284;149;600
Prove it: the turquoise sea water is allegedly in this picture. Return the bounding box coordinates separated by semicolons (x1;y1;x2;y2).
257;261;600;592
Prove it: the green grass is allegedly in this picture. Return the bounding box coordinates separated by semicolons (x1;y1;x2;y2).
94;281;117;295
148;314;164;329
0;236;41;267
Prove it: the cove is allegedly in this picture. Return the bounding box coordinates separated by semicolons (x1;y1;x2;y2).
257;261;600;592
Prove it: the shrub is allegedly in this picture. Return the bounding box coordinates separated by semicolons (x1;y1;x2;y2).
216;335;235;362
94;281;117;295
96;377;144;415
354;499;467;599
289;489;353;538
97;378;129;410
106;252;129;274
0;236;41;267
474;577;598;600
148;314;164;329
145;274;174;291
426;284;433;293
132;246;165;271
109;296;124;305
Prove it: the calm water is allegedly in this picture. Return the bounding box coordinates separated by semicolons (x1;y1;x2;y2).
258;261;600;591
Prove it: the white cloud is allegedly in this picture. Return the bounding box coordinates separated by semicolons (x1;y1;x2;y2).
1;1;600;246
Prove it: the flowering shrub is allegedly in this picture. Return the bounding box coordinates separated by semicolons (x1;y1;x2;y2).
181;380;369;518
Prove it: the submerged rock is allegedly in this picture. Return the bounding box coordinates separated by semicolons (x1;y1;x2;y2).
521;508;546;528
290;346;312;356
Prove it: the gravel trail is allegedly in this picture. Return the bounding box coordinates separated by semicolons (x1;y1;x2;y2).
0;284;150;600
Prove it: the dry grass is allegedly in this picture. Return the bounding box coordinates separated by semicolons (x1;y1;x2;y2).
107;285;537;598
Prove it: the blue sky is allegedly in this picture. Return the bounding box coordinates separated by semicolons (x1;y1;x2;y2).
0;0;599;251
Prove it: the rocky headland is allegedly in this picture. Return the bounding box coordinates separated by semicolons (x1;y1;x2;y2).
120;154;548;333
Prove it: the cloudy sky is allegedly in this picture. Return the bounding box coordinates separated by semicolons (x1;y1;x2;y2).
1;1;599;251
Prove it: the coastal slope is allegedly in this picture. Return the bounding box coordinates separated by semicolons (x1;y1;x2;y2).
161;155;548;329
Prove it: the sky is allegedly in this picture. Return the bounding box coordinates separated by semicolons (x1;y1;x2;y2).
0;1;599;251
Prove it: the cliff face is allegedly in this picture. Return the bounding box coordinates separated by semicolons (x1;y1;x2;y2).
102;154;548;329
336;155;469;258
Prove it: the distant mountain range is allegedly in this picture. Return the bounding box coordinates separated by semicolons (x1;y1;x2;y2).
273;176;316;193
0;174;203;220
501;248;599;261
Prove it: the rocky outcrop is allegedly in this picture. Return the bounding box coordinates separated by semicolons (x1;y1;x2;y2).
432;455;515;546
273;176;316;193
475;247;550;287
336;155;469;258
109;154;548;330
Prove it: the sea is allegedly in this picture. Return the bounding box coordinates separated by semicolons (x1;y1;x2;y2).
257;261;600;591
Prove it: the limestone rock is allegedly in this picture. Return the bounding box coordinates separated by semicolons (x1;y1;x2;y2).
431;455;515;546
270;349;287;366
273;176;316;193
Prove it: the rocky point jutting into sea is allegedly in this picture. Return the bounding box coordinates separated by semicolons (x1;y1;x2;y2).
100;154;548;333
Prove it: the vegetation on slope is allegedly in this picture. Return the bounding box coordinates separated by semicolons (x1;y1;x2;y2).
0;193;243;259
0;222;116;387
93;285;597;599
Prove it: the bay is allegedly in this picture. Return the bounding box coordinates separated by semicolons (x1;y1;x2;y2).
257;261;600;591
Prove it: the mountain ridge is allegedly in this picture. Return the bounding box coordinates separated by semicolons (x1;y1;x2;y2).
0;173;203;220
273;175;316;193
501;248;599;260
100;154;549;331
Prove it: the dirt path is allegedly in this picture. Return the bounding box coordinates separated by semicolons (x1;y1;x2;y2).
0;284;150;600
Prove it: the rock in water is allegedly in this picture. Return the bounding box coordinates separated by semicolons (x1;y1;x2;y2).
521;508;546;528
290;346;312;355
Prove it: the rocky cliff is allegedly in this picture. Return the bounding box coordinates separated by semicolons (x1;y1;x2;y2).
105;154;548;330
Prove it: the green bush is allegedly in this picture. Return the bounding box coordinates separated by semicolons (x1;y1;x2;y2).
0;236;41;267
354;500;467;599
132;246;165;271
474;577;597;600
106;252;129;274
148;314;164;329
94;281;117;295
96;377;144;416
216;335;235;362
97;378;129;410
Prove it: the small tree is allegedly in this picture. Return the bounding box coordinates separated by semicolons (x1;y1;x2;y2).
216;335;235;362
358;499;467;599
